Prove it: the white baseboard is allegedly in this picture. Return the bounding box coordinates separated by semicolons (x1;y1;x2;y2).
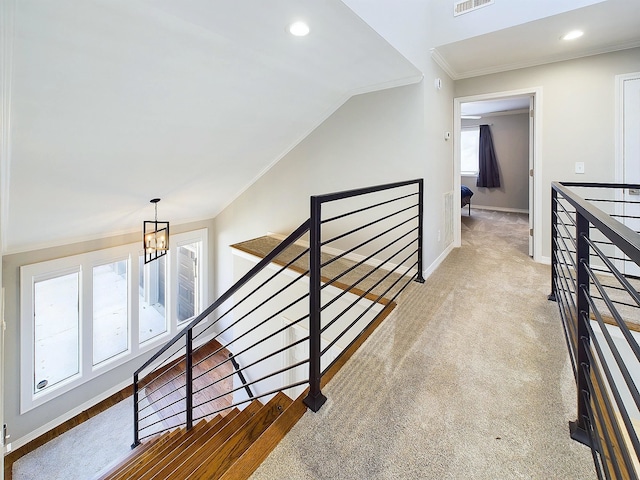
422;243;454;280
472;205;529;214
539;255;551;265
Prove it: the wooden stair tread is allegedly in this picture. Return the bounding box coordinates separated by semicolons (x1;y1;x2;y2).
110;422;209;480
105;427;184;480
136;412;236;480
219;393;307;480
162;401;264;479
186;392;293;480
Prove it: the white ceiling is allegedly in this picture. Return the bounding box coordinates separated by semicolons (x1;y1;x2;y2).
432;0;640;79
461;97;531;117
4;0;421;253
4;0;640;254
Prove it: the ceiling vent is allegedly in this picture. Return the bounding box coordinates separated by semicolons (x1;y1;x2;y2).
453;0;494;17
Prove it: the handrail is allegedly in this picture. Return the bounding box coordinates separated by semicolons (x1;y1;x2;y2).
133;179;423;447
550;181;640;479
134;218;311;378
551;182;640;266
229;352;254;400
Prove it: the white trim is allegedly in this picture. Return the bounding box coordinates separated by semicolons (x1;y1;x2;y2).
422;242;454;280
0;0;15;255
429;48;457;80
539;255;552;266
454;87;543;263
470;205;529;214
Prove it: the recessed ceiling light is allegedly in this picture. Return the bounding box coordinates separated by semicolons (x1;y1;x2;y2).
289;21;310;37
562;30;584;41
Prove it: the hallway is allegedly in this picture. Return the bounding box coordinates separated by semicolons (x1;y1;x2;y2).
251;209;594;479
13;209;595;479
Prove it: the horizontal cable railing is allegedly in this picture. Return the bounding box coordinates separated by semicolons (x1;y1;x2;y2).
550;182;640;479
132;179;423;445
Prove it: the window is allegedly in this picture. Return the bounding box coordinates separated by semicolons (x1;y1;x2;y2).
176;240;202;323
139;255;167;344
93;260;128;365
33;270;81;393
20;228;208;412
461;126;480;175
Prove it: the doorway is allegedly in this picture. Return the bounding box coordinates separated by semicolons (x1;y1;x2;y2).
615;72;640;276
454;87;542;262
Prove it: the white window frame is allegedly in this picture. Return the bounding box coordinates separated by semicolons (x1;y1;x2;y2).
461;126;480;176
20;228;208;413
170;230;207;327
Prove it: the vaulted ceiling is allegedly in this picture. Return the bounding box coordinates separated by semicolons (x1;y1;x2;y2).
3;0;421;253
4;0;640;254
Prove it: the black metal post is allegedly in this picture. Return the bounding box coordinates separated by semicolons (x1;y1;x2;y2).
186;329;193;430
229;352;254;399
570;212;592;447
415;179;425;283
304;195;327;412
548;187;558;302
131;374;140;449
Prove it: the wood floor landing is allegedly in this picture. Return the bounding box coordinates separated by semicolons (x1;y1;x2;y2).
139;340;234;434
231;235;411;304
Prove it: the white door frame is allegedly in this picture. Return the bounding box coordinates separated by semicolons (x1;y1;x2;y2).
614;72;640;275
615;72;640;183
453;87;543;263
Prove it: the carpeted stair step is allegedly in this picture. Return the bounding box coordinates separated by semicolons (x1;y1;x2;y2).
184;392;294;480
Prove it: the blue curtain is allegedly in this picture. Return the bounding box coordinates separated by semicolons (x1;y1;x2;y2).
476;124;500;188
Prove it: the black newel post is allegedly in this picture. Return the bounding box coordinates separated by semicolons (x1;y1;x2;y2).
131;374;140;449
304;195;327;412
548;186;558;302
415;179;425;284
570;211;591;446
186;329;194;430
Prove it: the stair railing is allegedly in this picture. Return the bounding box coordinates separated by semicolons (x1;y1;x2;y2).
550;181;640;479
132;179;423;446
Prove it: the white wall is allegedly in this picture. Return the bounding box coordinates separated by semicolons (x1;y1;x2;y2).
325;0;456;276
1;218;215;448
455;47;640;261
461;113;529;211
213;83;432;299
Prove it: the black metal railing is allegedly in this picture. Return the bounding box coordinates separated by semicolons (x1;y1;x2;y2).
132;179;423;446
550;181;640;479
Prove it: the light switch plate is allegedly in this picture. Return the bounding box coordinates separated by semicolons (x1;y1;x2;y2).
575;162;585;174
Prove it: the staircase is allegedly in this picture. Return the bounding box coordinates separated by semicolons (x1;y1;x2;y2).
95;391;304;480
115;179;422;480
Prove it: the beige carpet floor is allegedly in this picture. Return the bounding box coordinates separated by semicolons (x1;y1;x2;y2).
13;209;595;479
250;209;595;479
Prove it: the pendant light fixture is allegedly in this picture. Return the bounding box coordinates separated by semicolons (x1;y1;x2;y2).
143;198;169;264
